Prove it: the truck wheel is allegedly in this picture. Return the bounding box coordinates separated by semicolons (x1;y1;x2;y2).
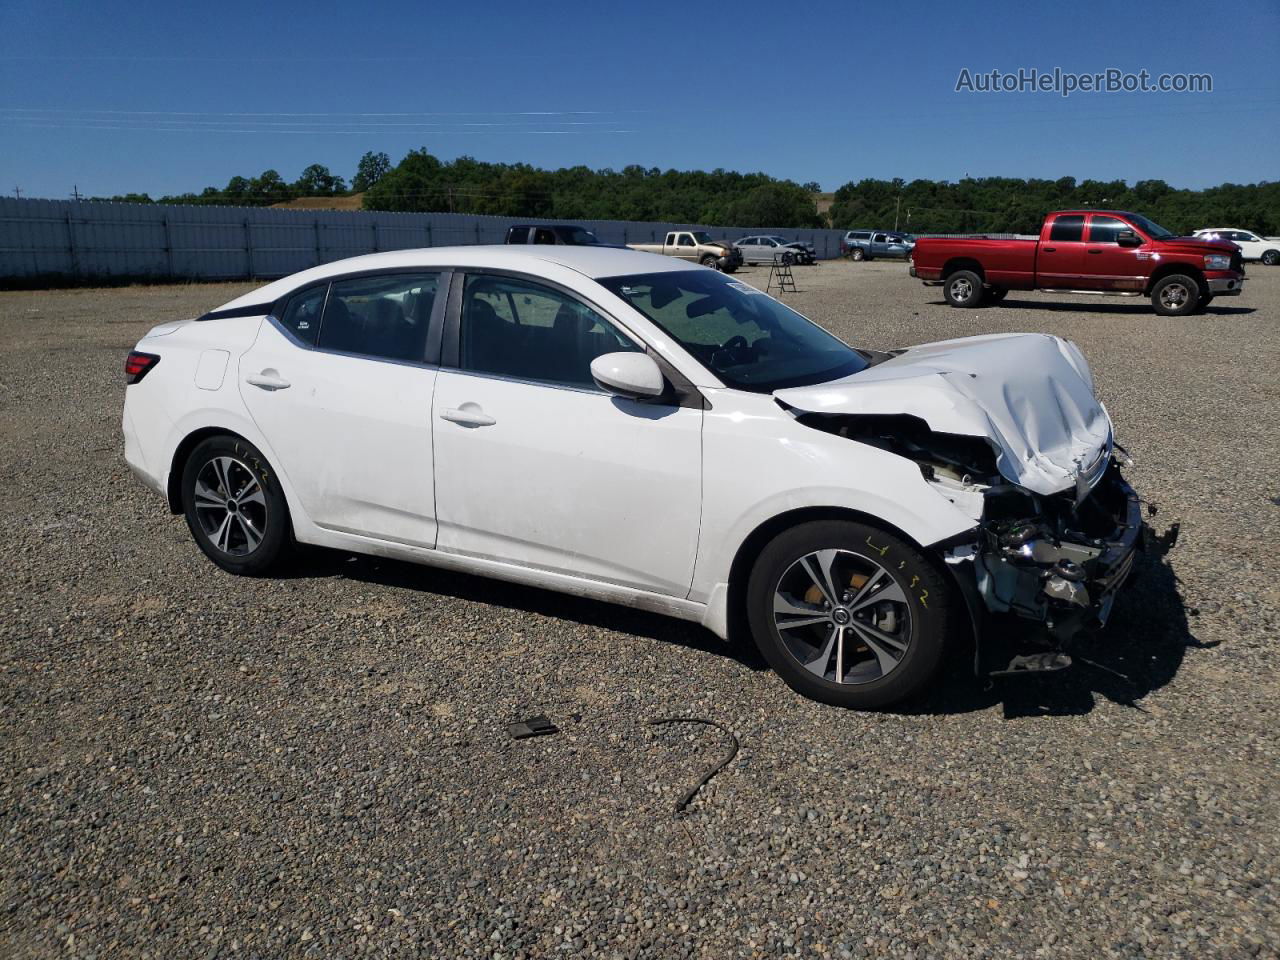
850;248;865;261
1262;250;1279;266
944;270;985;308
986;287;1008;303
700;254;720;270
1151;274;1200;316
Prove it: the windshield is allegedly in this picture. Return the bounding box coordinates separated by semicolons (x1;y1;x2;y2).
557;226;601;245
690;231;714;245
1126;214;1174;239
599;271;869;392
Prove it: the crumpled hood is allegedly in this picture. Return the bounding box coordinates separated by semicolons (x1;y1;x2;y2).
775;333;1113;496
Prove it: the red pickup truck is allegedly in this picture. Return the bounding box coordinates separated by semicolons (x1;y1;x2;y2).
910;210;1246;316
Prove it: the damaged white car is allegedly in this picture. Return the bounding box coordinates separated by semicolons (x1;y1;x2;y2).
123;246;1151;709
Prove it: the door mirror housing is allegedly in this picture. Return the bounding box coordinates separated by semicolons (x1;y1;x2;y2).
1116;230;1142;247
591;352;665;400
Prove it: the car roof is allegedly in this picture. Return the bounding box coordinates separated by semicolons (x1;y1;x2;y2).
212;245;694;312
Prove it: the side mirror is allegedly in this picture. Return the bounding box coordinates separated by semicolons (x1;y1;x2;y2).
590;352;665;400
1116;230;1141;247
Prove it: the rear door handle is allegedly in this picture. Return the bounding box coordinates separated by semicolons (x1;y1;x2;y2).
245;370;290;390
439;404;496;428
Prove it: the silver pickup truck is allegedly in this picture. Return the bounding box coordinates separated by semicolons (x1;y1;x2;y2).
627;230;742;272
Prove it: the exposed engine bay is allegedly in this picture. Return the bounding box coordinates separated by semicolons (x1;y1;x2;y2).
795;410;1157;676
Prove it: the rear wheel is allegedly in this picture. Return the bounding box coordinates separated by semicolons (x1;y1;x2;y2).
1261;249;1279;266
944;270;985;308
850;248;866;261
746;520;953;709
1151;274;1200;316
181;435;292;575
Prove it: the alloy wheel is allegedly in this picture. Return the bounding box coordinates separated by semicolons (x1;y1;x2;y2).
949;276;974;301
772;549;913;684
1159;281;1190;309
192;456;268;556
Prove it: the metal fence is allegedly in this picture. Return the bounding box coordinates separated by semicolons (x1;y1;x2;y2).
0;197;866;282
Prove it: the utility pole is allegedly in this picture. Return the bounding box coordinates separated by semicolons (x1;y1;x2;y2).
894;195;901;231
13;186;22;199
71;185;81;201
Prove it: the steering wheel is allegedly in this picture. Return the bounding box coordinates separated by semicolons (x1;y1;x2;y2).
711;335;752;369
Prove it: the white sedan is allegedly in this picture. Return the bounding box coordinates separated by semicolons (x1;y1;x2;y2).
123;246;1145;708
1192;228;1280;265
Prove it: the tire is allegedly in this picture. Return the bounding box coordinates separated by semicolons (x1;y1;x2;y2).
943;270;985;308
1151;274;1201;316
700;254;720;270
1261;250;1279;266
181;434;293;576
746;520;954;709
986;287;1008;303
781;252;795;266
850;248;865;262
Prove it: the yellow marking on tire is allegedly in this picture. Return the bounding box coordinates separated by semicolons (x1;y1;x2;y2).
918;590;929;608
865;535;890;557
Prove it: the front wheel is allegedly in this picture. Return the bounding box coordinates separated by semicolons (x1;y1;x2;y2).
781;252;795;266
1261;249;1279;266
944;270;985;308
700;254;721;270
746;520;954;709
181;435;293;575
1151;274;1200;316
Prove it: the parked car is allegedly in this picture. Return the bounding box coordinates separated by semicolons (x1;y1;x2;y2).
734;235;817;266
505;224;606;246
627;230;741;272
1192;227;1280;265
840;230;915;261
911;210;1246;315
123;245;1147;709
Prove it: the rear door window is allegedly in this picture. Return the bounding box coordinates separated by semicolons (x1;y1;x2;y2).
317;273;440;363
532;228;556;245
507;226;529;244
1049;215;1085;242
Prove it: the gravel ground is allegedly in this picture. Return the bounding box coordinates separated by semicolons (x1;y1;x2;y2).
1;260;1277;959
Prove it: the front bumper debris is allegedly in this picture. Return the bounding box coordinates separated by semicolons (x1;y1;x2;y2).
963;463;1156;676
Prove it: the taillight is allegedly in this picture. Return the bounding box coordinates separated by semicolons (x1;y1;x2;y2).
125;351;160;384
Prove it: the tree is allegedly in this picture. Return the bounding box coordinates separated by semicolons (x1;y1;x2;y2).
352;151;392;192
293;164;345;197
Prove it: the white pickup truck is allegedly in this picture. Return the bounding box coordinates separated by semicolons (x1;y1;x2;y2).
627;230;743;272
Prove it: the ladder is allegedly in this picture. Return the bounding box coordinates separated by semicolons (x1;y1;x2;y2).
766;260;797;295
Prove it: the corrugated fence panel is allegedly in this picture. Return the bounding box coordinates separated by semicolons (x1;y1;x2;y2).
0;197;893;282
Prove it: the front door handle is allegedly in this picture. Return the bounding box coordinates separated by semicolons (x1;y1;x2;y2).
1042;246;1057;253
439;403;496;428
1088;249;1103;254
245;370;290;390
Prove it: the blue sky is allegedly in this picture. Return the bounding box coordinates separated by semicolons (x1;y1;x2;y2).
1;0;1276;199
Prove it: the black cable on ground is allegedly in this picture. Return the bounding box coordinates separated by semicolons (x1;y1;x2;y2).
646;716;739;815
